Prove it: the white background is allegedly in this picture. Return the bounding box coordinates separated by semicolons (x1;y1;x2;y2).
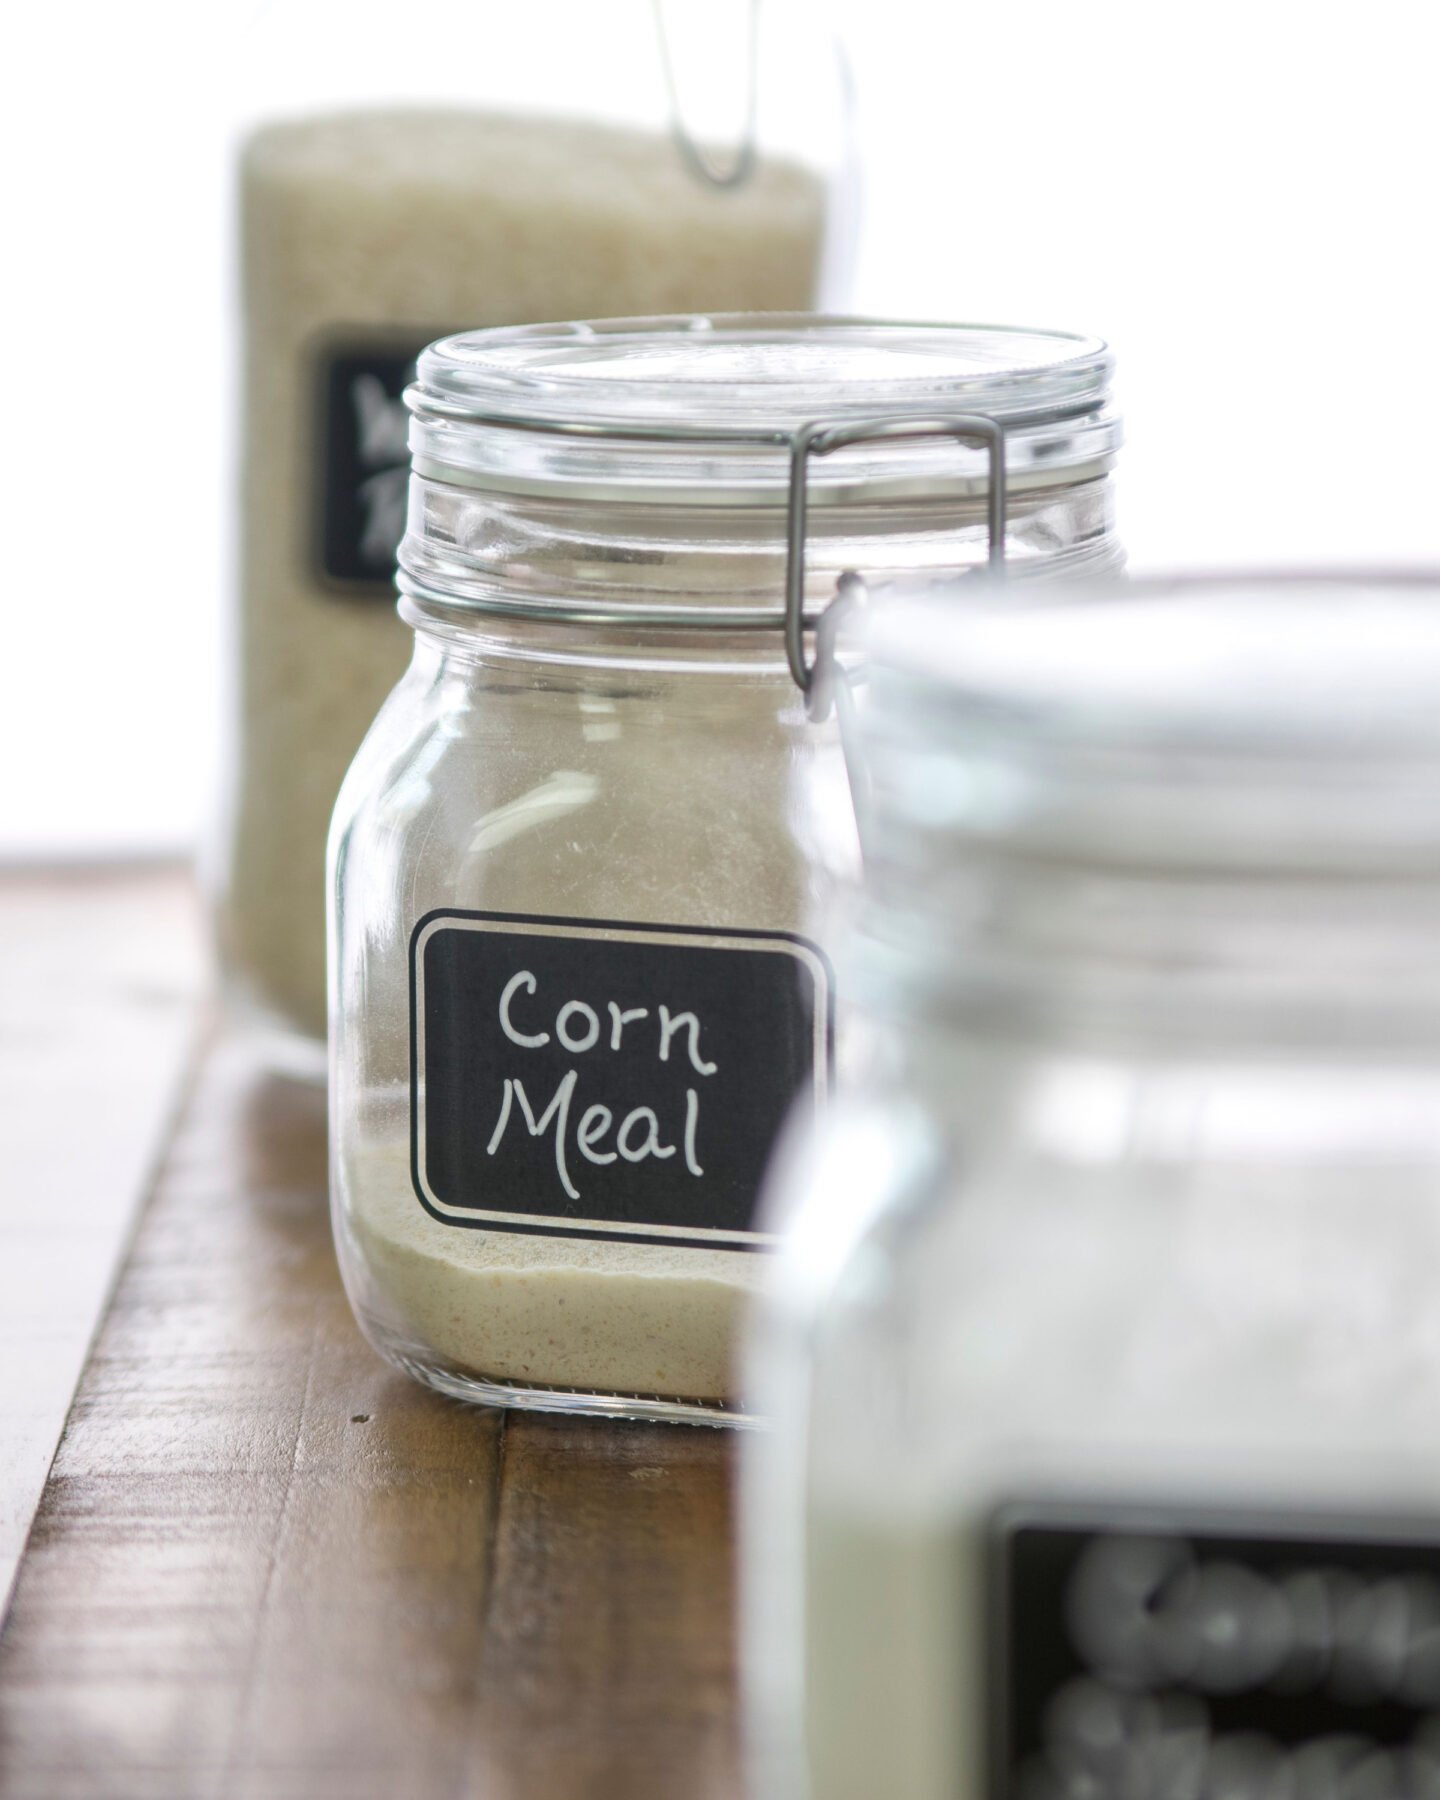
2;0;1437;858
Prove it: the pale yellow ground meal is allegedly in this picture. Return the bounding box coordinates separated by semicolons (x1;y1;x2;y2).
348;1143;765;1401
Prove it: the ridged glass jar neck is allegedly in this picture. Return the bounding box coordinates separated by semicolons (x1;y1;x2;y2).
398;593;806;678
397;474;1121;631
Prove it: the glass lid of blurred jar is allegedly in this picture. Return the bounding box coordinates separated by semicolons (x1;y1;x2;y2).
328;311;1123;1432
744;575;1440;1800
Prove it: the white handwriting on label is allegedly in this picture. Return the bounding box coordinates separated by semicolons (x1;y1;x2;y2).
350;373;411;567
1069;1532;1440;1705
351;372;410;466
356;466;407;568
1023;1530;1440;1800
488;968;715;1199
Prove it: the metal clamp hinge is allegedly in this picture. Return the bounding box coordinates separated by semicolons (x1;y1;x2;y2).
784;414;1008;721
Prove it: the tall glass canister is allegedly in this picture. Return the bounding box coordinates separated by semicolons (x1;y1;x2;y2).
328;313;1124;1426
219;0;854;1075
744;577;1440;1798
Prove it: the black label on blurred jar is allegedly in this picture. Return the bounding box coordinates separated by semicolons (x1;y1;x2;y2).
314;337;434;590
992;1503;1440;1800
409;909;834;1251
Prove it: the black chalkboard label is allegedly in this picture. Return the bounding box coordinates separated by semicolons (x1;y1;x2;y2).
315;338;433;590
993;1503;1440;1800
409;909;834;1251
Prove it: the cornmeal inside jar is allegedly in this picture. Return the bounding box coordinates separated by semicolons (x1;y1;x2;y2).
345;1142;762;1402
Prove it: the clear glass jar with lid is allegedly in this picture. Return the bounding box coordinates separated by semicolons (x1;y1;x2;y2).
743;577;1440;1799
327;312;1124;1426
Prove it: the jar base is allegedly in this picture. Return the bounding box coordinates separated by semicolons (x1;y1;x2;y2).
369;1322;760;1430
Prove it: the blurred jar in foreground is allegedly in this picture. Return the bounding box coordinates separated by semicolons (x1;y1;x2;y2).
744;578;1440;1800
218;0;852;1075
326;313;1123;1428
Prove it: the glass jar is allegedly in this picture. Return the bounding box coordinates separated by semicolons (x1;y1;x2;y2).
217;0;854;1076
743;578;1440;1799
328;313;1124;1426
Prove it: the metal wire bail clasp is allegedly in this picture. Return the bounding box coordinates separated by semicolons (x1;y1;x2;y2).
783;414;1009;721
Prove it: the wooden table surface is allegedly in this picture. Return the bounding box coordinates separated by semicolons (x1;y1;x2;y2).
0;866;202;1615
0;871;743;1800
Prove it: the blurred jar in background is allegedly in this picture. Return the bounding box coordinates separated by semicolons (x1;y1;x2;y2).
218;0;855;1075
744;578;1440;1800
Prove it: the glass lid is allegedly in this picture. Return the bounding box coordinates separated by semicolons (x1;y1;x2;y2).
863;576;1440;872
405;313;1120;503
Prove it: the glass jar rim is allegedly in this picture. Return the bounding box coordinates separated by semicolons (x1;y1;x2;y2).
405;312;1120;505
861;573;1440;873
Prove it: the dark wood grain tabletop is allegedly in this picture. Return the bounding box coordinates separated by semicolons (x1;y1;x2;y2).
0;873;743;1800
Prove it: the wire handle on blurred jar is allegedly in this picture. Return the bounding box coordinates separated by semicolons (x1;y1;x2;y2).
652;0;762;189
